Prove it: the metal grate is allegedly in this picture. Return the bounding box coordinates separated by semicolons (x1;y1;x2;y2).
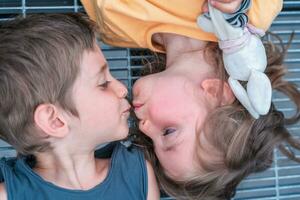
0;1;299;199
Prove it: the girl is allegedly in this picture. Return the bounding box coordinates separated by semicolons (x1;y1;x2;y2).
82;0;300;199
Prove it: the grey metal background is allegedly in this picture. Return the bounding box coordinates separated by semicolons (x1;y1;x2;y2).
0;0;299;199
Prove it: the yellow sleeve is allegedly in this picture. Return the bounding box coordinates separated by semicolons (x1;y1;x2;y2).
81;0;97;22
81;0;283;52
248;0;283;30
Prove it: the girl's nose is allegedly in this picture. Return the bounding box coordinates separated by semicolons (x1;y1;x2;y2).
133;75;155;100
132;78;143;99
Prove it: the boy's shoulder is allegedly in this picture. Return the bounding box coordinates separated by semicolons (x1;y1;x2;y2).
0;183;7;200
0;157;18;200
0;157;17;180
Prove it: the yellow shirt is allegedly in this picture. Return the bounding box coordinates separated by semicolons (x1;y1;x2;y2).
81;0;283;52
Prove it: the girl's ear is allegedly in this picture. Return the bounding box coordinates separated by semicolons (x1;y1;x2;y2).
34;104;69;138
201;78;236;107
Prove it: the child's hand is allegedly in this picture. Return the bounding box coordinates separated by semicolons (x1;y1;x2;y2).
202;0;244;14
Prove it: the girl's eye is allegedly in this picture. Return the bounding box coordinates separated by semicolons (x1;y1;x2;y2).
163;128;176;136
162;127;182;151
98;81;111;88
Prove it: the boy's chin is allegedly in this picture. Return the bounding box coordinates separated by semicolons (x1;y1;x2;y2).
115;126;129;140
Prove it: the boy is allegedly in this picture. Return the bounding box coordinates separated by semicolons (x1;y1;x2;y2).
0;13;159;200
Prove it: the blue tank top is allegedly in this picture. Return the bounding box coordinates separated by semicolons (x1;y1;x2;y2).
0;142;148;200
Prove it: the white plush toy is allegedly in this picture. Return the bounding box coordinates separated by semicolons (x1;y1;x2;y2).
197;3;272;119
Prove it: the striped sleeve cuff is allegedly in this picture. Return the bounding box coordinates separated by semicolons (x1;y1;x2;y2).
204;0;251;28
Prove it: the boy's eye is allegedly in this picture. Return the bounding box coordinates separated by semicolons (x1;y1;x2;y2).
163;128;176;136
98;81;111;88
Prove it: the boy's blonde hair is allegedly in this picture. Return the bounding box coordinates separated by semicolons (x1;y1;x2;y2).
135;33;300;200
0;13;97;155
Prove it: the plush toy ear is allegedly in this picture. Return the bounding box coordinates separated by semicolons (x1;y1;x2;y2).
34;104;69;138
197;15;215;33
228;77;260;119
247;70;272;115
201;78;236;107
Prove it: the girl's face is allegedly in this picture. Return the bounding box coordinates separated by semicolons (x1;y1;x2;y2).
133;51;217;180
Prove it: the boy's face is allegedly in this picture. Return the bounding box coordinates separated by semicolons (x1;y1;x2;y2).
70;45;130;146
133;51;217;180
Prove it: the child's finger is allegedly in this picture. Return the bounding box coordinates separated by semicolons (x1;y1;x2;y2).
202;2;209;13
209;0;241;13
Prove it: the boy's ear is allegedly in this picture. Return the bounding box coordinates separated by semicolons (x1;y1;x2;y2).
201;78;236;107
34;104;69;138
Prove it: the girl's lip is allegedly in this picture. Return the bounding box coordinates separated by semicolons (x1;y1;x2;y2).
133;103;144;109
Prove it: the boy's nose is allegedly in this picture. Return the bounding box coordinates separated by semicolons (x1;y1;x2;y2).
113;79;128;98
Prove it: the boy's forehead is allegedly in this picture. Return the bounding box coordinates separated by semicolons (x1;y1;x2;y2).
75;49;107;83
81;47;107;74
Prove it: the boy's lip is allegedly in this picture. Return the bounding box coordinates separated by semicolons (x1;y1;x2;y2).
122;106;131;113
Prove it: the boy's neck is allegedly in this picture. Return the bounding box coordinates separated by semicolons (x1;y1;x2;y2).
33;150;109;190
153;33;207;67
